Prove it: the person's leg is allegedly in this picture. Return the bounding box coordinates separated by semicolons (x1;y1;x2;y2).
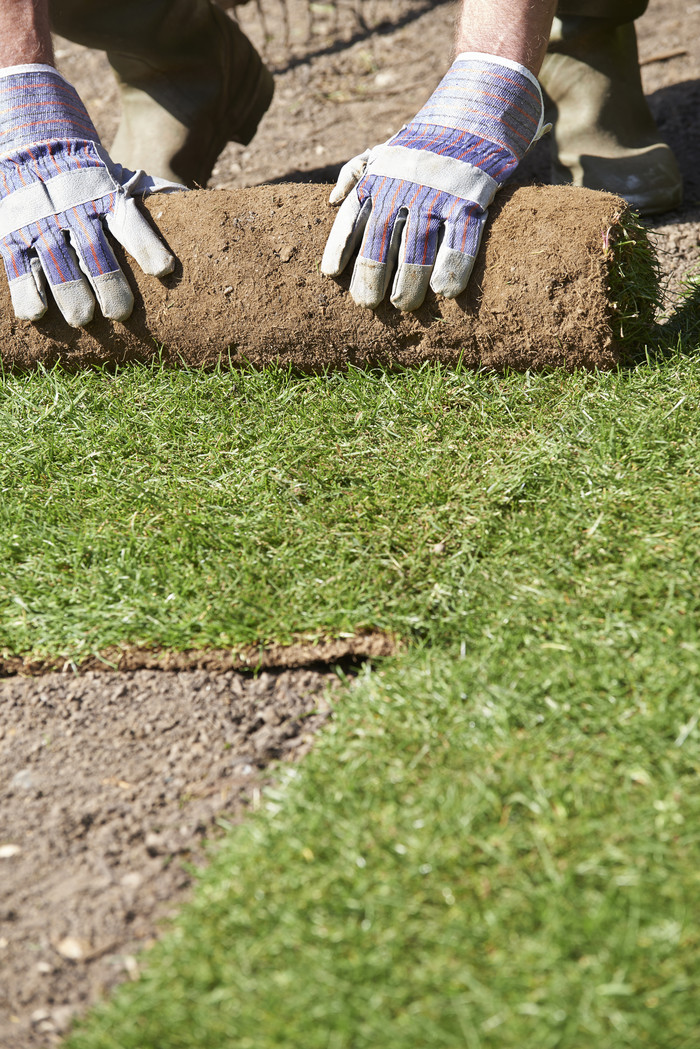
541;0;682;213
453;0;557;72
51;0;273;187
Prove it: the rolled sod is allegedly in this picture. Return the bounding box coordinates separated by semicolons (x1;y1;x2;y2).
2;183;658;372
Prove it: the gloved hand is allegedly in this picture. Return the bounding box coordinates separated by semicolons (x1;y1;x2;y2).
0;64;181;327
321;52;549;311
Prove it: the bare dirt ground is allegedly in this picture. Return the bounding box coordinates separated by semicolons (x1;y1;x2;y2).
2;1;700;1046
1;666;338;1047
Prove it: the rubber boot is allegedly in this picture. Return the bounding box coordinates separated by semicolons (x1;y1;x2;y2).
51;0;274;187
540;5;682;214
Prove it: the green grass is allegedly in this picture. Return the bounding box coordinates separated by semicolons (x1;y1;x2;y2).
66;651;700;1048
4;320;700;1046
3;342;700;662
2;358;597;659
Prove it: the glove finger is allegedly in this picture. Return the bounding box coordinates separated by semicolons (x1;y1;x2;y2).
431;208;488;299
320;191;370;277
350;209;406;310
430;245;477;300
33;225;96;327
390;259;432;311
1;239;48;321
328;151;372;205
50;277;97;328
64;205;135;321
389;200;441;312
106;197;176;277
90;268;135;322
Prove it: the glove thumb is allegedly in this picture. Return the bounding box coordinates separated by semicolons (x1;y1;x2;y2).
328;150;371;205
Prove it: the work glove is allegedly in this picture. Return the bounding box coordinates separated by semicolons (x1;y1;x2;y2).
321;52;549;311
0;64;181;327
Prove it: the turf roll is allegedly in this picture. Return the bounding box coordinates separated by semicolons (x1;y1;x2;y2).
1;183;658;372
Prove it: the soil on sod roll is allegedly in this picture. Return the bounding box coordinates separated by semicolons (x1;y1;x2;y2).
3;184;657;374
0;666;337;1048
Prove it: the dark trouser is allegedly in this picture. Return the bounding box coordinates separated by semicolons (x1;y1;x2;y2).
51;0;221;55
51;0;651;59
50;0;272;182
51;0;651;47
556;0;648;19
550;2;648;51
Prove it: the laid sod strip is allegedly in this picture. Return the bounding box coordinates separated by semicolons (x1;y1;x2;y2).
1;351;700;665
1;350;697;1044
0;184;659;373
64;643;700;1045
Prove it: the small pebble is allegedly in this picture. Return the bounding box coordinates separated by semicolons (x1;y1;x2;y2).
122;955;140;980
10;769;35;791
120;871;142;889
51;1005;75;1033
56;936;88;961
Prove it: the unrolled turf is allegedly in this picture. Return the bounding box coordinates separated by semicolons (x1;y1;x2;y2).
0;183;658;372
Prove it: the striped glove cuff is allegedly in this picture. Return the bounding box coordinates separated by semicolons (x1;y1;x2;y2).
0;63;100;155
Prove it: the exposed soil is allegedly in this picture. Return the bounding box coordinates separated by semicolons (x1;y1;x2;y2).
2;1;700;1046
0;666;338;1048
1;184;644;373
